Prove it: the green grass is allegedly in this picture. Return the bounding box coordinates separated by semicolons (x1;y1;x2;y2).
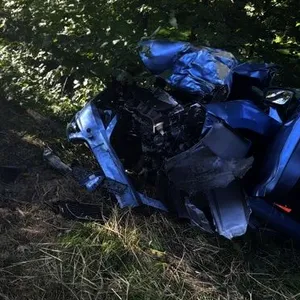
2;205;300;300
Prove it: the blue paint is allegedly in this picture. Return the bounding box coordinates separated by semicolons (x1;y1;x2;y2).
139;40;276;98
249;198;300;241
139;39;238;96
65;39;300;240
252;113;300;198
205;100;281;136
67;101;167;211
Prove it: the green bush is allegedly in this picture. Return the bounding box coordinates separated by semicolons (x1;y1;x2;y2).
1;0;300;119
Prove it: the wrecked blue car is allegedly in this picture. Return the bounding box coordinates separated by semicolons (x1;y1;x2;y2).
65;40;300;240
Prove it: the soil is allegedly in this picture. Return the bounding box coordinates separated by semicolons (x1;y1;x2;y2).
0;99;86;268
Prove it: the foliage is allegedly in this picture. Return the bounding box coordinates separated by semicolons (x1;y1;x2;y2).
1;0;300;119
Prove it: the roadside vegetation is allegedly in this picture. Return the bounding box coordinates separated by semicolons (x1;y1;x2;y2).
1;0;300;299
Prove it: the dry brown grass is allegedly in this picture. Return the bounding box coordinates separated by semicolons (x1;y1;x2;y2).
3;169;300;300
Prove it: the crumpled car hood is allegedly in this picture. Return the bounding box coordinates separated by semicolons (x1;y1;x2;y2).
58;39;300;241
138;40;277;98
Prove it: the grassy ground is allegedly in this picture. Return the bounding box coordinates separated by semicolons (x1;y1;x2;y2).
2;100;300;300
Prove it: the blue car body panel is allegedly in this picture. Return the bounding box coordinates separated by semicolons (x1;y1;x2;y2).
249;198;300;241
251;112;300;199
204;100;281;136
139;40;276;97
67;102;167;212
